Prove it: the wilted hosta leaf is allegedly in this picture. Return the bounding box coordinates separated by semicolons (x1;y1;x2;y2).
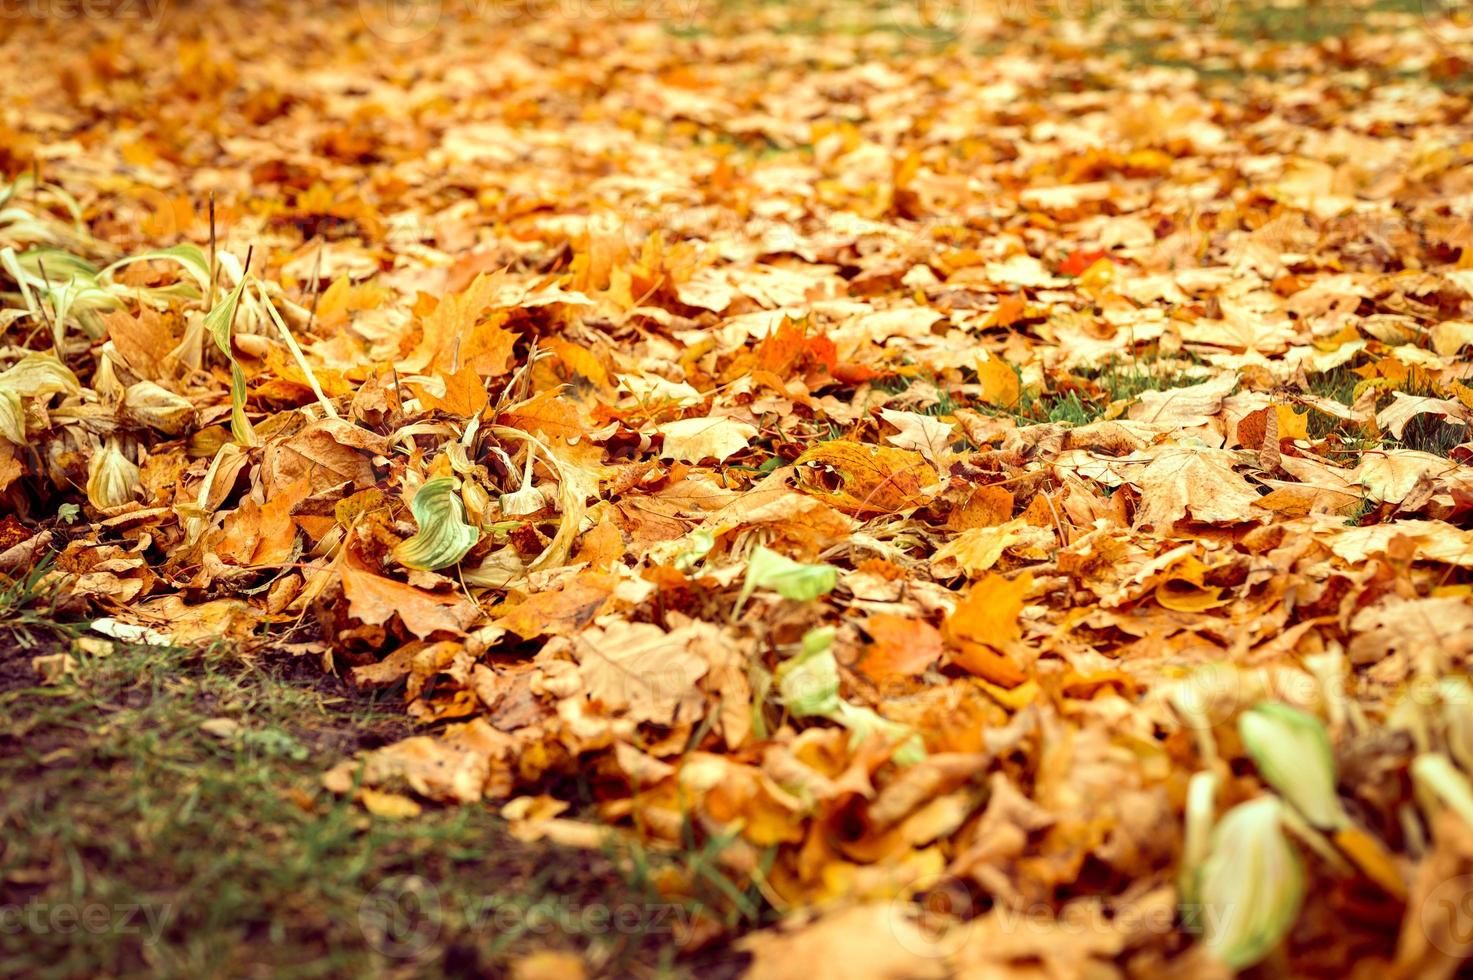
123;380;194;434
0;390;23;443
738;545;838;605
202;274;256;446
1197;796;1305;970
85;438;139;510
775;627;924;762
1239;703;1347;830
0;351;80;398
775;626;843;717
394;477;481;571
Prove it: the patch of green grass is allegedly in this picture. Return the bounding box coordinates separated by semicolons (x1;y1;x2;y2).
1214;0;1368;45
0;640;745;978
609;824;777;942
1043;391;1094;426
1088;0;1468;91
1305;367;1361;438
1305;367;1360;403
1085;357;1200;403
1395;416;1470;457
872;370;959;417
1303;367;1469;458
1012;356;1200;426
874;355;1198;428
0;559;86;651
1345;494;1379;526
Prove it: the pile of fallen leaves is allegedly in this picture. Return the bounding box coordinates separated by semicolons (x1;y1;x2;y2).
3;0;1473;974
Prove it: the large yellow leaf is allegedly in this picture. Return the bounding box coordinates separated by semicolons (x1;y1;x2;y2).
975;354;1020;408
1133;446;1263;530
794;440;937;514
658;415;758;463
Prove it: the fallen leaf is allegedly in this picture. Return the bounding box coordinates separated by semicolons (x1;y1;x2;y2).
943;572;1032;686
658;415;758;463
795;441;937;514
1134;446;1264;530
359;788;423;820
879;408;956;463
1128;372;1237;426
342;555;477;638
573;620;709;725
930;519;1025;578
975;354;1021;408
856;614;944;681
494;573;618;639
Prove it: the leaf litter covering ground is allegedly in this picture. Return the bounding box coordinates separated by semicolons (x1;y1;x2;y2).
3;0;1473;974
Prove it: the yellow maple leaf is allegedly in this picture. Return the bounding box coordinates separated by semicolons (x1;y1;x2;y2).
976;354;1021;408
795;441;937;514
930;519;1025;578
942;571;1033;686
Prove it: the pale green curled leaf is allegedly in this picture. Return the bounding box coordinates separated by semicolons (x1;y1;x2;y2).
834;703;926;765
0;173;83;225
15;248;116;342
1439;678;1473;776
1178;769;1219;906
202;273;256;446
1198;796;1304;970
101;244;211;298
204;273;245;356
86;437;140;510
673;529;715;571
1412;752;1473;828
17;247;98;284
775;626;843;717
0;351;80;399
123;381;194;435
739;546;839;607
226;361;255;446
394;477;482;571
0;390;22;443
255;281;339;420
0;246;37;312
1239;703;1348;830
0;182;90;255
775;627;924;764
